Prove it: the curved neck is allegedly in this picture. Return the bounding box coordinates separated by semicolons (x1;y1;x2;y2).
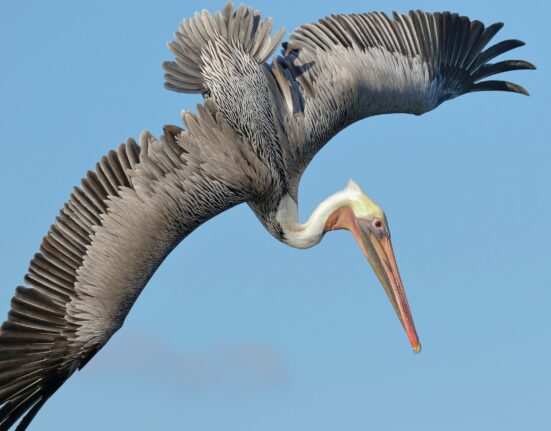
275;191;354;249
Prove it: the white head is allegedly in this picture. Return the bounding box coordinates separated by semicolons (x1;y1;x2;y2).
276;180;386;248
275;179;421;353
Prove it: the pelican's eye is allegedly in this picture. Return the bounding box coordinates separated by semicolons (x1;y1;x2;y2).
371;218;387;237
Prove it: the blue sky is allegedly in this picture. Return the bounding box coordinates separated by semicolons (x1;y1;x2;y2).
0;1;548;430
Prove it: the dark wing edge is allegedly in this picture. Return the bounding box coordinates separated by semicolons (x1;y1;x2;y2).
0;138;142;431
163;2;285;94
277;10;535;175
0;101;271;430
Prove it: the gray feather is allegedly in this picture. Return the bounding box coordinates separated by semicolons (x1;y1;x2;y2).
163;2;284;94
279;10;534;184
0;101;273;430
0;4;535;430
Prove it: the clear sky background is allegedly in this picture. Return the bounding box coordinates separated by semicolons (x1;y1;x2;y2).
0;1;548;430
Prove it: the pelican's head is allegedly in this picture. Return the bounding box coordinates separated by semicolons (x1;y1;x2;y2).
325;180;420;353
276;180;421;353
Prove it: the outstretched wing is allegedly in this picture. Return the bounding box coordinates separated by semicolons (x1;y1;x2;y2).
0;101;272;430
277;10;534;180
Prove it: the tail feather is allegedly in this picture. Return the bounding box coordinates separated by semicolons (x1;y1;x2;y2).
163;2;285;94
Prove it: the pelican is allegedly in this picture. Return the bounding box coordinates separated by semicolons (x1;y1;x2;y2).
0;3;533;429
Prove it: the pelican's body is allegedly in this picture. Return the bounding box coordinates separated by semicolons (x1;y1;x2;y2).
0;3;533;430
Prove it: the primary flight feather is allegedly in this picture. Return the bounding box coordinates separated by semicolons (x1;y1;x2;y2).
0;3;534;430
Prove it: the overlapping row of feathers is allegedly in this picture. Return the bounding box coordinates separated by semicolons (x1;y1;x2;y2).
0;3;533;430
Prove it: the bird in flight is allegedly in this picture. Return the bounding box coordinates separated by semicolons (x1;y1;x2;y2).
0;3;534;430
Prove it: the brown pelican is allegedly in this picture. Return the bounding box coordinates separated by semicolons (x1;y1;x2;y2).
0;3;533;429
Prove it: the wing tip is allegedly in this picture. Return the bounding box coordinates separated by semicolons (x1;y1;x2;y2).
470;80;530;96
